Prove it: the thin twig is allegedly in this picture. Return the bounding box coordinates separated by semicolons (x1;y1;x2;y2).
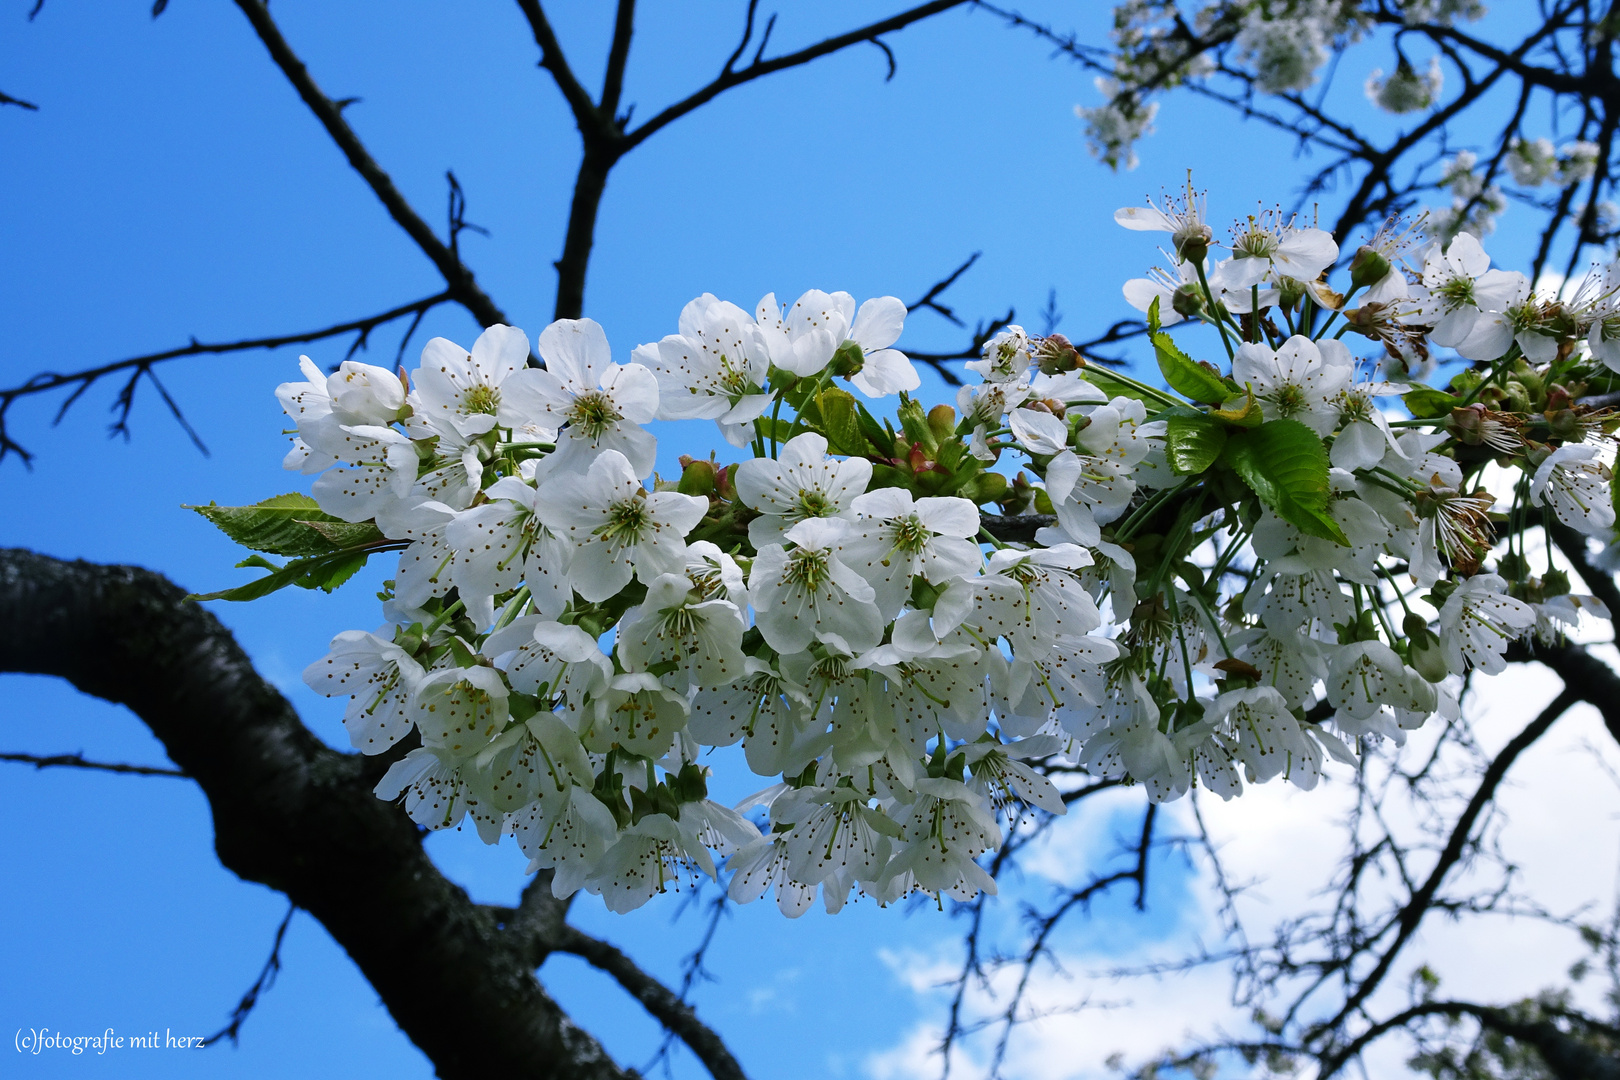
0;750;187;778
203;901;297;1048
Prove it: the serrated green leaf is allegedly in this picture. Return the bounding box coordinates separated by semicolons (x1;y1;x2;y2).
185;493;358;557
302;551;367;593
818;388;868;456
187;548;372;602
1165;413;1228;475
299;518;385;548
1402;386;1463;419
1154;332;1230;405
1222;419;1348;544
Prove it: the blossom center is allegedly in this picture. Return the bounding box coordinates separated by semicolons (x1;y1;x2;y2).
569;390;622;437
888;514;932;556
783;546;831;591
598;497;650;545
462;383;501;416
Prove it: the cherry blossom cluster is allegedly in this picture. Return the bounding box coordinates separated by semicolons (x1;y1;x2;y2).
200;183;1620;917
1078;1;1478;172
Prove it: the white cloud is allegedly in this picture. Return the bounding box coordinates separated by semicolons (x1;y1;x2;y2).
865;663;1620;1078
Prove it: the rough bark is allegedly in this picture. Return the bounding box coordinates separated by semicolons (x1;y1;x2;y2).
0;547;628;1080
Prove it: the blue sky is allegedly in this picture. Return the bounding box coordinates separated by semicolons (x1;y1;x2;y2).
0;2;1584;1078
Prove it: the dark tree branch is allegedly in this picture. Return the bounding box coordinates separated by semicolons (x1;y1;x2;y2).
1310;687;1577;1055
489;873;749;1080
550;924;749;1080
978;513;1054;543
516;0;970;320
1;89;39;110
513;0;614;143
618;1;971;153
1325;998;1620;1080
0;750;187;778
599;0;638;124
229;0;510;328
0;291;455;467
204;901;296;1048
908;252;982;327
0;548;630;1080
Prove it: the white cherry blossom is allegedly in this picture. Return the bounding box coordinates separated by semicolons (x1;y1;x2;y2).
747;518;885;655
540;449;708;602
733;432;871;549
511;318;660;475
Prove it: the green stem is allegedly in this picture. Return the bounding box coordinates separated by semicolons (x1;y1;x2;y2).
1378;564;1414;618
424;599;466;636
490;586;532;632
1116;476;1198;543
1313;283;1360;341
785;368;836;441
1194;258;1237;361
1095;369;1182;409
1458;345;1523;407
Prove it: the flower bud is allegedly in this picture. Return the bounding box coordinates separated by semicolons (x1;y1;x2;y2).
1172;282;1206;319
1349;245;1392;290
830;339;865;378
1034;334;1083;375
927;404;957;445
1174;223;1213;265
677;457;719;497
1546;408;1586;444
897;395;937;454
1278;276;1306;311
959;470;1009;505
1403;613;1449;683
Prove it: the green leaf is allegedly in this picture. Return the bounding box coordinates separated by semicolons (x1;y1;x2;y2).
818;388;869;456
185;493;366;557
299;518;386;548
1153;331;1229;405
1165;413;1228;475
1211;389;1263;428
1611;449;1620;524
854;398;893;454
1222;419;1348;544
186;548;372;603
303;551;367;593
1402;387;1463;419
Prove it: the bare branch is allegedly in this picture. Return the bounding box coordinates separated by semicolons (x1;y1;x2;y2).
1310;687;1577;1056
1325;998;1620;1080
0;291;454;467
908;252;982;327
643;888;730;1077
0;750;187;778
229;0;510;328
513;0;616;143
599;0;638;124
1;89;39;110
203;902;296;1048
550;923;749;1080
620;1;971;152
